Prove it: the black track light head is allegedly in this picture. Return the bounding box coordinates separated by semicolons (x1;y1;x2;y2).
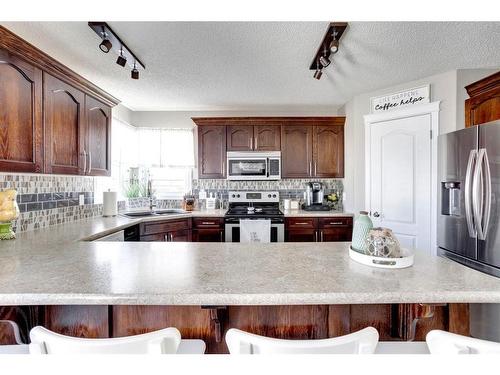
116;54;127;67
329;29;339;54
313;68;323;80
319;55;331;68
131;66;139;80
99;39;112;53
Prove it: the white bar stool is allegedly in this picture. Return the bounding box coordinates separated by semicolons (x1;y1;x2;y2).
426;330;500;354
225;327;379;354
0;320;29;354
28;326;205;354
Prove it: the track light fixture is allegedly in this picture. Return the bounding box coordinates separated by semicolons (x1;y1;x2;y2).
309;22;347;80
313;59;323;80
131;63;139;79
89;22;146;80
330;29;339;54
116;48;127;67
99;38;112;53
319;45;331;68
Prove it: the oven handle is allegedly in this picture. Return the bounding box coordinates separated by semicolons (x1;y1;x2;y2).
266;158;270;177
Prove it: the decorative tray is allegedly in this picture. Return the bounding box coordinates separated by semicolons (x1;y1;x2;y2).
348;245;414;269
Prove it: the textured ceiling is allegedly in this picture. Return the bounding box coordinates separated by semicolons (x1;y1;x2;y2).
2;22;499;111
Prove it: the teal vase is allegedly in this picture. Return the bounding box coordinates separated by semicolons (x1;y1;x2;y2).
351;211;373;253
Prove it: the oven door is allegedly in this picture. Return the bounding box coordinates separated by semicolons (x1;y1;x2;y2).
227;156;268;180
225;223;284;242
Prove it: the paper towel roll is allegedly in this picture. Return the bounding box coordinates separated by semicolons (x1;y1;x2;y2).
102;191;117;217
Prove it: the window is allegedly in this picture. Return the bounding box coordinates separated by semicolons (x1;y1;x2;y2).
108;119;195;200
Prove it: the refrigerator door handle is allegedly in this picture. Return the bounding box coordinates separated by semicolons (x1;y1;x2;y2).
482;149;492;239
472;148;488;240
464;149;477;238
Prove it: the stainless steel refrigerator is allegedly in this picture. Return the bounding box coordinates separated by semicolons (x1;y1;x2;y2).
437;119;499;341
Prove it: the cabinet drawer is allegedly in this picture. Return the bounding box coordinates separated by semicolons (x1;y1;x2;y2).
286;218;316;229
193;217;224;228
318;217;352;228
140;219;191;236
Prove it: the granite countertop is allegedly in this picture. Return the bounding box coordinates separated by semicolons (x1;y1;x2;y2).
2;210;500;306
1;240;500;306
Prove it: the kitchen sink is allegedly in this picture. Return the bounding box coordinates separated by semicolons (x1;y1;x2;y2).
121;209;189;218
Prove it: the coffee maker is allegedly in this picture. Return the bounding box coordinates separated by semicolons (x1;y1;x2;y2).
303;182;330;211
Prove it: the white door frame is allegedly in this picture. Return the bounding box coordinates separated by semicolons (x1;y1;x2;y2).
364;101;440;255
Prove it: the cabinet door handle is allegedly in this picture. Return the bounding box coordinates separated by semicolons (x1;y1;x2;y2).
294;222;310;225
309;161;312;176
220;231;224;242
164;234;169;242
314;161;317;176
170;233;174;241
250;137;253;150
320;230;324;242
315;230;318;242
87;152;92;175
202;222;215;225
329;222;343;225
254;137;258;150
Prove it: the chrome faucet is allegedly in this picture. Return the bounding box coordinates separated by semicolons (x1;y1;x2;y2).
147;179;156;211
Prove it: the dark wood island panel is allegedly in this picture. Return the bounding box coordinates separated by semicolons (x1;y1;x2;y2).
0;304;470;353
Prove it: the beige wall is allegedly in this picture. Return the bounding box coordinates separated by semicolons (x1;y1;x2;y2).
129;108;340;129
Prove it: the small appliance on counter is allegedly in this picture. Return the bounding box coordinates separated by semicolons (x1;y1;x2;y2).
182;194;195;211
301;182;330;211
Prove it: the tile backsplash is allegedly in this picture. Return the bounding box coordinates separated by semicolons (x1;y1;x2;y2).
1;173;344;233
192;178;343;202
0;173;100;233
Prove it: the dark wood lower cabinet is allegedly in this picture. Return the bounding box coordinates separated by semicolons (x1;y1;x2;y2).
0;304;470;353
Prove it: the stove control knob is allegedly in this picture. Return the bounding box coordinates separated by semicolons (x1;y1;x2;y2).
232;194;236;198
268;194;272;198
272;194;276;198
237;194;240;198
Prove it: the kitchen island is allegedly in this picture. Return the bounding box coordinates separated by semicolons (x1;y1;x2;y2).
1;215;500;352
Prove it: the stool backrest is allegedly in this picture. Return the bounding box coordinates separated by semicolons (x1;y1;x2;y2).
426;330;500;354
29;326;181;354
225;327;379;354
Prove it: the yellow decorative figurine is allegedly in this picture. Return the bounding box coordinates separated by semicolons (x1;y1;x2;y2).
0;189;20;240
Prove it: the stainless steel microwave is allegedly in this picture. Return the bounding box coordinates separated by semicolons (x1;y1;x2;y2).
226;151;281;180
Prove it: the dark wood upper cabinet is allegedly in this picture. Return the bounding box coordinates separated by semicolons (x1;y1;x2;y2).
465;71;500;127
198;125;226;178
227;125;254;151
254;124;281;151
0;52;43;173
313;125;344;178
281;124;313;178
44;73;85;175
227;124;281;151
85;96;111;176
0;27;118;176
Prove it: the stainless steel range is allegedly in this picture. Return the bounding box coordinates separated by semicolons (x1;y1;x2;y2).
224;191;284;242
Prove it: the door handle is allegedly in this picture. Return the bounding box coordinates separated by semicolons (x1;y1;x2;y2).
164;234;169;242
473;148;492;240
483;149;492;239
220;231;224;242
254;137;258;150
464;149;477;238
373;212;380;218
320;230;324;242
314;161;317;176
250;137;253;150
294;222;310;225
315;230;318;242
309;161;312;176
202;222;215;225
170;233;174;241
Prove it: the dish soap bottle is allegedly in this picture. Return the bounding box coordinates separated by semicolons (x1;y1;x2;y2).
351;211;373;254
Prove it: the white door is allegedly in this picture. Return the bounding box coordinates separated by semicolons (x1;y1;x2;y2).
369;114;432;253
